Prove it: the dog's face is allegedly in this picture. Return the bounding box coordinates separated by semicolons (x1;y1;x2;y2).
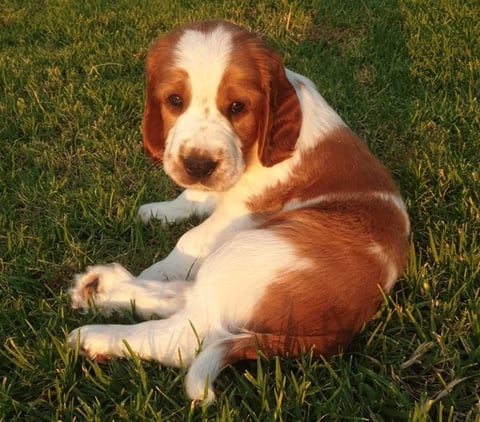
143;20;302;191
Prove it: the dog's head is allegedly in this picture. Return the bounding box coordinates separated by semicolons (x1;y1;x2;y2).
143;20;302;191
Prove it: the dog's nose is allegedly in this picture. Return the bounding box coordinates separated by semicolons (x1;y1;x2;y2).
183;156;217;178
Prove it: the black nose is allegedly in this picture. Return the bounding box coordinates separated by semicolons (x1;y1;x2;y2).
183;156;217;178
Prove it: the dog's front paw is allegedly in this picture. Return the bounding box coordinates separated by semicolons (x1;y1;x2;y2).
138;201;190;224
69;263;133;311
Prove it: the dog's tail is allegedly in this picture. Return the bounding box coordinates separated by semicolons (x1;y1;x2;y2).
185;332;348;404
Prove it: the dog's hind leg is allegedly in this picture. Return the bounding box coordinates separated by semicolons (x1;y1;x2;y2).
68;306;211;368
69;229;311;403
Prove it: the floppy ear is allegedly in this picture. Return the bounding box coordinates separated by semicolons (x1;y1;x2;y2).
143;32;182;163
257;51;302;167
142;73;165;162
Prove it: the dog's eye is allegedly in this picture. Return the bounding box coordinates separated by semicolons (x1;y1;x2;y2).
167;95;183;108
229;101;245;115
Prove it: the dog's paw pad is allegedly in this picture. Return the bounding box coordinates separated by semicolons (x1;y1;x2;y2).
81;348;111;363
82;276;100;299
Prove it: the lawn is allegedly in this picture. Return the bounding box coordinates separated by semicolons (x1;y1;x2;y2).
1;0;479;420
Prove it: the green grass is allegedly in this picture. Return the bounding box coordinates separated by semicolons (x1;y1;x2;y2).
1;0;479;420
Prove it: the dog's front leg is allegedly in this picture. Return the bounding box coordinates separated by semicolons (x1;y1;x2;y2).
139;207;254;281
138;189;218;224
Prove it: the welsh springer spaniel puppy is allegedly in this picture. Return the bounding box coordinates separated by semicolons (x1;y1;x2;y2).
69;20;409;404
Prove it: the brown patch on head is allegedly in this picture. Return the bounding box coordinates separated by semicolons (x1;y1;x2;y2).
217;63;260;151
213;22;302;167
143;30;191;162
257;51;303;167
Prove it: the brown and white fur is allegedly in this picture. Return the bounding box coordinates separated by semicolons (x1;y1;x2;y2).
68;20;409;404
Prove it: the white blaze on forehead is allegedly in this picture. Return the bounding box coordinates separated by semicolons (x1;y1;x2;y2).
174;26;234;108
163;25;245;191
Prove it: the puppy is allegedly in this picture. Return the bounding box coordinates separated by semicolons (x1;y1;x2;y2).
69;20;409;404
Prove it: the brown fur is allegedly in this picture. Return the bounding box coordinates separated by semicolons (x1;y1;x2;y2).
223;198;408;363
248;127;401;213
222;127;409;365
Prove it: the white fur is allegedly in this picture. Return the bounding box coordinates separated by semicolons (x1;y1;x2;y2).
185;334;251;405
286;69;345;151
174;27;233;95
367;242;399;292
69;230;309;402
138;189;218;224
284;191;408;217
138;198;255;281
